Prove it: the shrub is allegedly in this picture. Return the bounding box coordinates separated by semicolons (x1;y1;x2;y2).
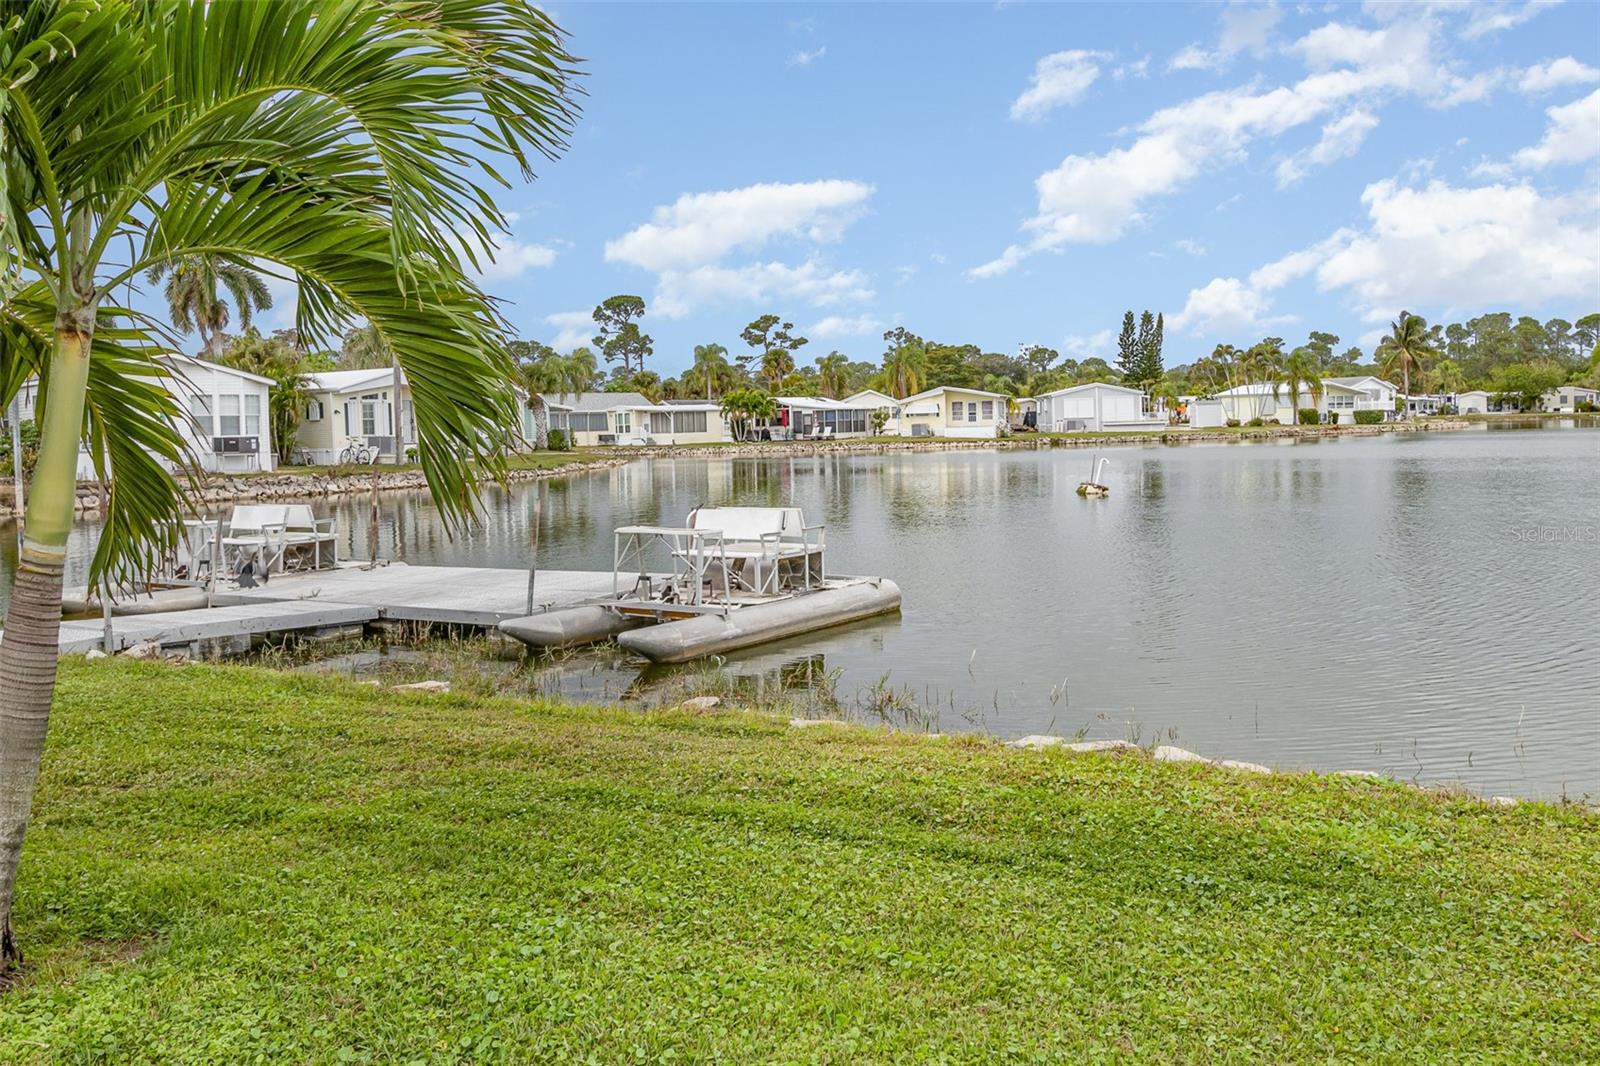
1246;417;1264;427
1224;418;1240;428
1576;401;1598;414
546;428;570;451
1354;410;1384;425
0;418;40;479
1297;407;1319;425
404;445;419;462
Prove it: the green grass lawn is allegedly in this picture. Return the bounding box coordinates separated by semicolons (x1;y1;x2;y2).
2;659;1596;1062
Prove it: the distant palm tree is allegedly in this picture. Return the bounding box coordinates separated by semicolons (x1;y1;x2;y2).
816;353;844;397
339;324;393;369
690;343;735;400
883;342;928;398
1428;358;1466;395
1377;311;1436;416
146;254;272;358
1273;348;1323;424
760;349;795;391
519;348;595;448
817;351;851;399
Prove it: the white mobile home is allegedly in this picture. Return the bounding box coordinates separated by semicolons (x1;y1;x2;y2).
1541;385;1599;413
1211;376;1397;425
12;355;278;476
1455;390;1492;414
157;355;278;472
1034;382;1166;433
297;368;418;464
546;392;730;446
843;389;903;434
898;386;1010;438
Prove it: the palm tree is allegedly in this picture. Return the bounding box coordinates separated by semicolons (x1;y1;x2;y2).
689;343;734;401
1273;347;1324;424
0;0;580;966
1376;311;1436;416
339;323;393;369
1244;338;1285;420
883;341;928;398
518;347;593;449
1428;358;1466;395
146;254;272;358
816;351;851;399
218;329;311;463
760;349;795;391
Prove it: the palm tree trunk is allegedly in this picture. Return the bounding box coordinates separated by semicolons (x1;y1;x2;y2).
0;308;94;966
532;397;548;450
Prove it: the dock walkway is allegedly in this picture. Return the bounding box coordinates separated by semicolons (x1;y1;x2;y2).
51;563;621;655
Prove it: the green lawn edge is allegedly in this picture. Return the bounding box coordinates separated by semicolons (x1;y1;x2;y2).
2;657;1595;1062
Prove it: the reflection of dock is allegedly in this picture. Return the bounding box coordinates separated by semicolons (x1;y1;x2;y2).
53;562;613;655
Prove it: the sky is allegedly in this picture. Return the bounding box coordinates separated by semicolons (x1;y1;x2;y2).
247;0;1600;376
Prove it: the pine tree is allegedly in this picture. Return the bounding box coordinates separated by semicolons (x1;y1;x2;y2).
1139;312;1165;389
1116;311;1139;380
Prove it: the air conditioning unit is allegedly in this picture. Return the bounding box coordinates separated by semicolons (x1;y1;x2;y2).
213;435;259;454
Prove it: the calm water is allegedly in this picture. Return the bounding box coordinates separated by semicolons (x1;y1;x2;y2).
16;424;1600;798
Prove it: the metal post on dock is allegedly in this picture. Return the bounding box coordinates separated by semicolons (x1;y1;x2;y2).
525;480;542;616
366;455;380;569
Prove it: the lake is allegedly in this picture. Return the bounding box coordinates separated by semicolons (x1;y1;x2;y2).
12;423;1600;799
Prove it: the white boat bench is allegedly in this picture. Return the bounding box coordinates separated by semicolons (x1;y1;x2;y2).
221;504;337;575
684;506;824;594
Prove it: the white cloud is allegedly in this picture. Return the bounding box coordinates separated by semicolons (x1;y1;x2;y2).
1518;56;1600;94
1457;0;1561;40
1275;107;1379;186
544;310;593;352
1174;239;1208;256
1172;176;1600;338
1010;50;1107;121
788;46;826;68
810;314;883;339
606;180;875;316
1168;1;1283;71
475;237;557;281
1113;56;1151;80
1061;329;1114;359
1169;277;1277;335
974;12;1500;278
654;261;873;319
607;180;870;273
1508;88;1600;169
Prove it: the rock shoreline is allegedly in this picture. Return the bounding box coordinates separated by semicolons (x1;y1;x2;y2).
20;418;1469;517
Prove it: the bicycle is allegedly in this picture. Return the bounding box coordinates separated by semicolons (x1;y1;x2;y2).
338;443;373;465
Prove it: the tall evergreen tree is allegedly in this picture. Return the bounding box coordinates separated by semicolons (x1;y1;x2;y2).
1116;310;1139;380
1139;312;1165;388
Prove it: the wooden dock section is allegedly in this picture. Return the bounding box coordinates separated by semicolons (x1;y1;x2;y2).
50;563;624;655
213;563;618;626
58;601;380;655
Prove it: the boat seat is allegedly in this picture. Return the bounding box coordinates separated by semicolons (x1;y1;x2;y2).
684;506;825;593
222;504;337;573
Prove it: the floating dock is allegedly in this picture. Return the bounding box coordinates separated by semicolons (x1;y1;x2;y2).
50;563;626;656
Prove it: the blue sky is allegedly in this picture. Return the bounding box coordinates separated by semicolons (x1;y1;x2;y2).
258;1;1600;375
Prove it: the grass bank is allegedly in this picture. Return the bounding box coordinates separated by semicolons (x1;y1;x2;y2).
2;659;1595;1062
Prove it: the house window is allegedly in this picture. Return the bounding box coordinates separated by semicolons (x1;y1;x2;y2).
981;400;994;420
218;394;241;436
952;401;964;421
649;412;671;435
615;411;631;435
244;394;261;436
672;411;708;434
360;394;380;436
1328;395;1354;410
968;402;977;422
190;396;214;435
305;399;323;422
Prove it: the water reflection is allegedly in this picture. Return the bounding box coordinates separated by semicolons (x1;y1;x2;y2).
13;424;1600;799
